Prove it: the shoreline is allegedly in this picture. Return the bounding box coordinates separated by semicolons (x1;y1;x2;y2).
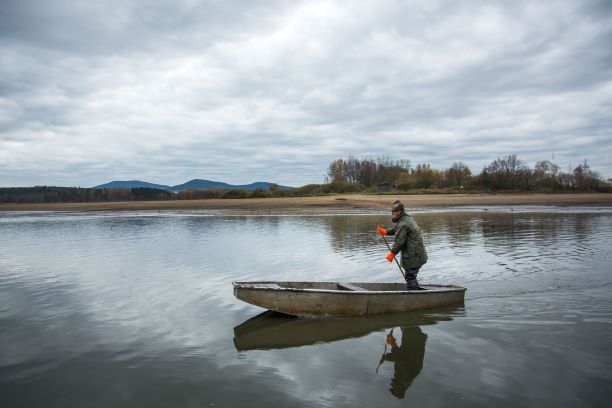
1;193;611;214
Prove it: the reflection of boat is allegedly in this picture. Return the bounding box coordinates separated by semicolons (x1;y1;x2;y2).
233;306;463;351
233;281;466;318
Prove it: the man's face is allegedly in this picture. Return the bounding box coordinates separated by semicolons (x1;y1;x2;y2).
391;209;401;219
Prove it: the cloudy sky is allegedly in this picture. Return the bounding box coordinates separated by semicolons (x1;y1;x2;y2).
1;0;611;187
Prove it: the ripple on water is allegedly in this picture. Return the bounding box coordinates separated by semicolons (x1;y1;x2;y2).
1;209;612;407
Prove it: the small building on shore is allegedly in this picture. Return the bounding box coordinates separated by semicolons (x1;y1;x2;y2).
377;183;394;193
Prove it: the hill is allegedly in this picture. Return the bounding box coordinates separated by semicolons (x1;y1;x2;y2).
93;179;292;191
93;180;173;190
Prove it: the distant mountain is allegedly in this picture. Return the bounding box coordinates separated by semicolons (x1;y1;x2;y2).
93;180;173;190
93;179;292;191
243;181;292;190
172;179;292;191
171;179;235;191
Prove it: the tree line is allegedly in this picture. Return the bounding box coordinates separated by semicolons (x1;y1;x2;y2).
0;187;173;204
1;183;375;204
1;155;609;204
0;185;344;204
326;155;610;192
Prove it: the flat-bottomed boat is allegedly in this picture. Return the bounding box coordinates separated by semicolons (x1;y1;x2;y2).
233;281;466;318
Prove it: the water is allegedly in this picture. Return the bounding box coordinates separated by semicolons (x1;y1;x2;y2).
1;208;611;407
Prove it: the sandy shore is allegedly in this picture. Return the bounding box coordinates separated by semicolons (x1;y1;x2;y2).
1;193;611;214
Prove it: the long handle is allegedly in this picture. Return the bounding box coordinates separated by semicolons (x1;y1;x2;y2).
381;232;405;279
376;328;395;373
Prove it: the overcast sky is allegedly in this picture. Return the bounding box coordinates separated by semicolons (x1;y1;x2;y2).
1;0;611;187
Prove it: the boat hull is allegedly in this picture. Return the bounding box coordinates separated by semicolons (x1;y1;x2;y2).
233;281;466;318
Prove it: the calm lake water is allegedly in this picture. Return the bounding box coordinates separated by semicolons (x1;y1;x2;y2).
1;207;611;407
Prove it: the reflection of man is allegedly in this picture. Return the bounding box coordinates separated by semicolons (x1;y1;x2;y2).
380;327;427;399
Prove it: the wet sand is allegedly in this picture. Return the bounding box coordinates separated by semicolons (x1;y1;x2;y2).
1;193;611;214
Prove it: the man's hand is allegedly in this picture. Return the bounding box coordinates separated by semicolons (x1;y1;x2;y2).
377;226;388;236
386;252;395;262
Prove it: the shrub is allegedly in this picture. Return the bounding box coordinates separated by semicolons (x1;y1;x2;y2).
221;189;249;199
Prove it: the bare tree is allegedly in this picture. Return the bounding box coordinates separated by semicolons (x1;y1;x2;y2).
445;162;472;187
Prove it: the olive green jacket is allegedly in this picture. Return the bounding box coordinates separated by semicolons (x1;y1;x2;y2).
386;212;428;269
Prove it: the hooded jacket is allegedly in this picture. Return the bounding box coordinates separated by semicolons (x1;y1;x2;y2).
387;211;428;269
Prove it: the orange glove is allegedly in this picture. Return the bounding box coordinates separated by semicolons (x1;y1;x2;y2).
386;334;396;346
377;226;388;236
386;252;395;262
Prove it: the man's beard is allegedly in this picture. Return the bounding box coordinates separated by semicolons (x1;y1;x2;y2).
392;215;400;222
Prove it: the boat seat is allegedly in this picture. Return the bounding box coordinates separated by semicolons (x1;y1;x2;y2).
249;283;282;289
337;282;367;291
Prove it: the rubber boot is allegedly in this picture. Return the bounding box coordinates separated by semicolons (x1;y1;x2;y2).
406;279;420;290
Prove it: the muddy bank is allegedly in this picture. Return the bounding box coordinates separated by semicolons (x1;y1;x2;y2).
1;193;611;214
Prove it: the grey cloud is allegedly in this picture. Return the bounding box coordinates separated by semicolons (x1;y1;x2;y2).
1;0;611;187
0;0;290;55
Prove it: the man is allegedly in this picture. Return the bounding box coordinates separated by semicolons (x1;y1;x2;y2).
377;200;428;290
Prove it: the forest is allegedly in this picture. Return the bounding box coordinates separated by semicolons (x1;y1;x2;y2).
325;155;610;192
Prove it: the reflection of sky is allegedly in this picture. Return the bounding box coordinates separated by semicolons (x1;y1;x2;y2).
1;209;612;407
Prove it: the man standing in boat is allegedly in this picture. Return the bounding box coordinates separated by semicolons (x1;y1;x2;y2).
377;200;428;290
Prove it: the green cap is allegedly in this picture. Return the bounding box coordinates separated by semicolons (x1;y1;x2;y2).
391;200;404;212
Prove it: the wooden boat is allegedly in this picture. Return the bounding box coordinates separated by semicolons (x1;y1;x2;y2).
233;281;466;318
233;307;463;350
